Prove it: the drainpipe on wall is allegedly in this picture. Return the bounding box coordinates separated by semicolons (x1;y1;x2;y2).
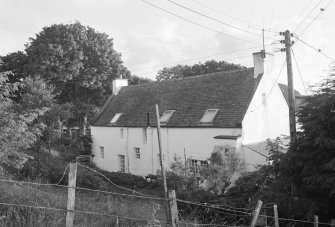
126;128;130;173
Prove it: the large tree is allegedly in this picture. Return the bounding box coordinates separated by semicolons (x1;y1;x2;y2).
0;72;56;169
156;60;246;81
0;51;28;84
23;22;130;132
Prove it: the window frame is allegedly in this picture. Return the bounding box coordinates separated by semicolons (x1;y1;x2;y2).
99;146;104;159
134;147;141;159
118;155;125;173
199;109;219;124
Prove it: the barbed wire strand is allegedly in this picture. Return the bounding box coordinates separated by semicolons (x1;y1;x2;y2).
1;177;333;225
0;178;167;201
0;202;168;223
177;199;252;215
77;162;165;198
259;213;333;226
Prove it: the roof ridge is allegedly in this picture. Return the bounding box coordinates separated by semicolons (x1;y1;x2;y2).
123;67;254;90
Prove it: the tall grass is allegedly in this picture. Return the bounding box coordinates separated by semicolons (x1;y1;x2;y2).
0;181;167;227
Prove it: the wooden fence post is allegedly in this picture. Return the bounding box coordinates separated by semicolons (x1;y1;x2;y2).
66;162;77;227
314;215;318;227
273;204;279;227
168;190;179;227
249;200;263;227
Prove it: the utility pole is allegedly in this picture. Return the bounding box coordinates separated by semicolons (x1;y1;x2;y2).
155;104;170;224
282;30;297;146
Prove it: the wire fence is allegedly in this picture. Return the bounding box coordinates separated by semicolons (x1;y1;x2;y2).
0;162;334;227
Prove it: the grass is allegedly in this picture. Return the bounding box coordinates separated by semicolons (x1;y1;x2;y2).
0;180;167;227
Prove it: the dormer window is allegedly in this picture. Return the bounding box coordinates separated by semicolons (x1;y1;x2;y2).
200;109;219;124
159;110;175;125
110;113;123;125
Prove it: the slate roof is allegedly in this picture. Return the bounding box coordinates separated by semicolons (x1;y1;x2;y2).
278;83;304;110
93;68;261;128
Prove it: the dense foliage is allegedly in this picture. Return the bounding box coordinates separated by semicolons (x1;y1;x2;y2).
0;72;52;168
156;60;246;81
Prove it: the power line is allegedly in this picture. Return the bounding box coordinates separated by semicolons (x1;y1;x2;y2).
127;40;264;68
245;145;269;158
189;0;272;32
248;59;286;113
132;55;254;76
165;0;275;40
293;0;323;33
131;45;271;72
295;0;315;21
141;0;260;45
294;35;335;62
291;48;308;95
297;0;333;36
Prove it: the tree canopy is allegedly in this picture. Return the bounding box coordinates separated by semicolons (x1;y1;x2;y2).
0;72;55;168
0;51;28;83
22;22;131;128
156;60;246;81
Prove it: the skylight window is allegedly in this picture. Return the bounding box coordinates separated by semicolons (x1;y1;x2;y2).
200;109;219;124
110;113;123;125
159;110;175;124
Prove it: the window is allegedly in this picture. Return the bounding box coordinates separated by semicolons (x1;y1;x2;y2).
142;128;147;144
110;113;123;125
190;159;198;167
99;146;104;158
135;147;140;159
159;110;175;124
200;160;208;167
190;159;208;167
200;109;219;124
118;155;125;173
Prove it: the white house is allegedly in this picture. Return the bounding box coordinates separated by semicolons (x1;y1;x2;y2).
91;52;290;177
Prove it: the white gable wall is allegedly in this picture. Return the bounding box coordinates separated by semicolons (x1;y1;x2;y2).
242;56;289;144
91;126;241;176
241;55;289;171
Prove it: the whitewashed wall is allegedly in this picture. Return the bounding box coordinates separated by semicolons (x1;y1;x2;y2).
91;126;242;176
242;57;289;144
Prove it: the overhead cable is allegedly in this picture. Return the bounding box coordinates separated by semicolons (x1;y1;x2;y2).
294;35;335;62
293;0;323;33
297;0;333;36
291;48;308;95
141;0;260;45
166;0;275;40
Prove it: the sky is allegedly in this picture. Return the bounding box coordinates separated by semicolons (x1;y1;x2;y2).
1;0;334;94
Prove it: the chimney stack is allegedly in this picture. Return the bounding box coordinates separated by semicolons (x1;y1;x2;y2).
112;77;128;95
253;51;274;78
